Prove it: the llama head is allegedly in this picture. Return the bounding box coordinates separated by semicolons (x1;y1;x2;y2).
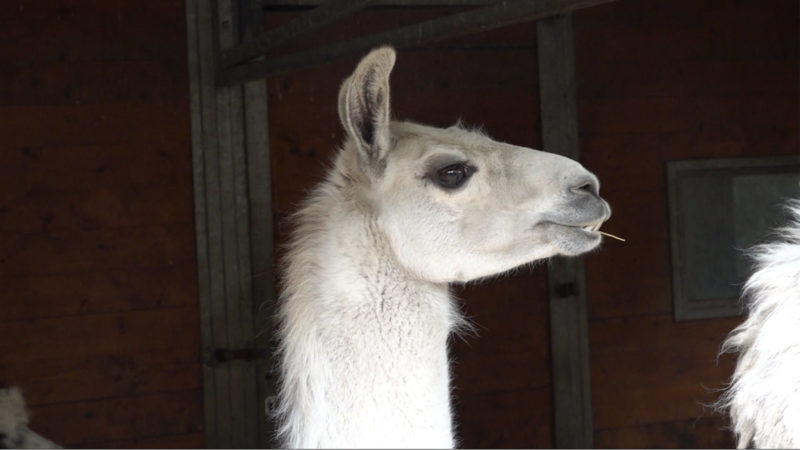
337;47;611;283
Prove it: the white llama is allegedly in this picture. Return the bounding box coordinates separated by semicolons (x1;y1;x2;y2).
719;198;800;448
275;47;612;448
0;387;60;449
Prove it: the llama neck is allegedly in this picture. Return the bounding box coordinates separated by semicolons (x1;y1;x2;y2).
278;179;458;448
318;213;454;327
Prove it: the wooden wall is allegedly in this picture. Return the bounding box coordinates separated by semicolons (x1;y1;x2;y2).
575;0;798;447
0;1;204;448
1;0;794;448
265;10;553;448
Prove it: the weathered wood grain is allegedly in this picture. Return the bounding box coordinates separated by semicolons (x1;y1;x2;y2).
1;264;197;323
27;390;203;448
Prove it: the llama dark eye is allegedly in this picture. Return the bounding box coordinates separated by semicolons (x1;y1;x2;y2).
435;163;474;189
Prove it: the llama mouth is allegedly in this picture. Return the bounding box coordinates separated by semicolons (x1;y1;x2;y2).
544;220;606;256
580;222;603;233
537;220;604;233
552;220;604;234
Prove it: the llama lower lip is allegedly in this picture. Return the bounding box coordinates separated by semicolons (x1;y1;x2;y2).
538;222;603;244
543;222;603;256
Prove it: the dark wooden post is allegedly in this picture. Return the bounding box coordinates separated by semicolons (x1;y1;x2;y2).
537;13;595;449
186;0;276;447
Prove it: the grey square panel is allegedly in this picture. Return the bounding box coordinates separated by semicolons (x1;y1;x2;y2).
667;156;800;321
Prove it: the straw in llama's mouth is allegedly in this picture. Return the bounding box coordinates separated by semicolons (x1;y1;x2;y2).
580;222;603;232
580;222;626;242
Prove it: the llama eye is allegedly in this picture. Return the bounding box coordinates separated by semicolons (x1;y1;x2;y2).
435;163;473;189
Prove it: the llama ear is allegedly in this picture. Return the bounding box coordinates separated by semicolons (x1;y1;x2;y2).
338;46;396;176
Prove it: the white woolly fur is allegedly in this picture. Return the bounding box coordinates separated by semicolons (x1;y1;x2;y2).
719;198;800;448
0;387;60;449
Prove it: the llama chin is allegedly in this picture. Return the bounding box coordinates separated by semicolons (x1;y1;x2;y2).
274;46;611;448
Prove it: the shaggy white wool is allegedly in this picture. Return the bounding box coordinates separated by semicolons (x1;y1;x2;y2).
0;387;27;441
719;199;800;448
0;387;60;449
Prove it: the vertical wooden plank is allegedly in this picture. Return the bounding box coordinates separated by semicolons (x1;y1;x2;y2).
244;78;277;447
537;13;594;449
238;0;279;445
186;0;274;447
186;1;223;447
216;3;251;447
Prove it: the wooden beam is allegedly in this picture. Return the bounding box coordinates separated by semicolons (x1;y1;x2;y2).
537;13;594;448
263;0;499;6
219;0;618;85
222;0;376;68
186;0;277;447
236;1;279;446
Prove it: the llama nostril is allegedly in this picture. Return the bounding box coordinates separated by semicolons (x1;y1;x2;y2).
569;177;599;197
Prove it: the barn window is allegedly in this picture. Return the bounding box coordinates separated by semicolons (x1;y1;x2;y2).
667;156;800;321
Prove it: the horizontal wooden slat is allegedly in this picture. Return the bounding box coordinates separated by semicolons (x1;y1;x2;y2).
454;387;553;448
454;305;550;356
587;271;672;320
0;102;191;148
95;431;205;449
9;357;201;407
452;271;549;318
0;143;192;191
0;185;194;234
589;313;738;355
454;351;551;394
0;60;188;106
595;416;735;448
591;331;735;389
268;47;540;93
0;1;186;64
261;8;460;54
575;25;796;65
0;1;184;21
574;0;796;31
1;225;195;276
593;382;722;432
262;0;497;6
578;60;797;100
589;313;740;429
27;389;203;448
0;308;200;366
579;96;797;135
1;263;197;323
574;1;797;64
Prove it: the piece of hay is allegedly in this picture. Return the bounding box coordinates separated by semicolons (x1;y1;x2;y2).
599;231;626;242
